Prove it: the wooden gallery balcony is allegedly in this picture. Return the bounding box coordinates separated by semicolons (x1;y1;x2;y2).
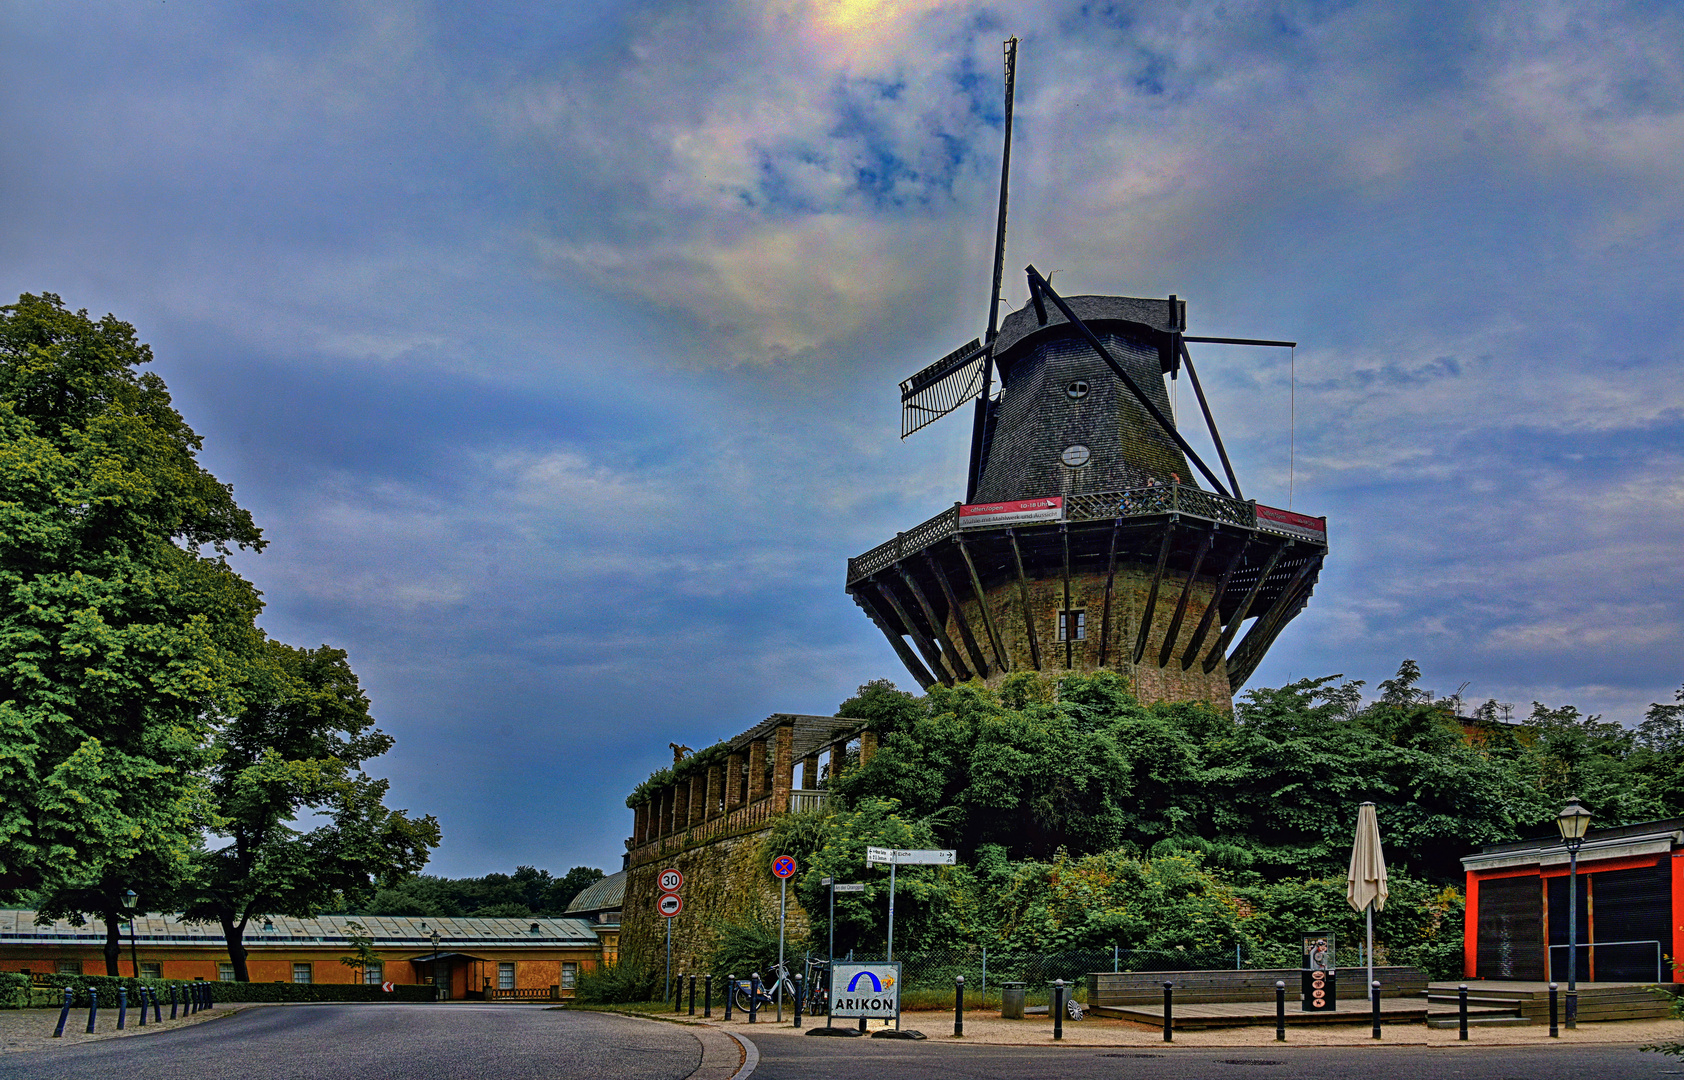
624;713;874;868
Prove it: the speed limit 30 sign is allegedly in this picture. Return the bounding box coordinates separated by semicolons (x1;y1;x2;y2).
658;868;683;893
658;893;683;918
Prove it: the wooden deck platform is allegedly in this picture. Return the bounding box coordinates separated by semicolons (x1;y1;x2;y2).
1425;981;1677;1023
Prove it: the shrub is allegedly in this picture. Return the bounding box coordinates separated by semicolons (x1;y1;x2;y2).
0;973;27;1009
573;962;658;1004
704;916;789;981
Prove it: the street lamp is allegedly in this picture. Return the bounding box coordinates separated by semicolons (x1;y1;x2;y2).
1556;800;1591;1029
430;930;442;1002
122;890;140;978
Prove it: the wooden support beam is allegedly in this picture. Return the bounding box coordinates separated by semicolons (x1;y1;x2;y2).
897;562;973;681
1201;542;1288;673
1181;535;1251;670
1158;525;1217;668
1008;529;1042;671
1096;519;1122;669
1225;555;1322;689
956;534;1009;673
875;578;955;685
1133;523;1177;664
926;551;990;678
852;587;937;690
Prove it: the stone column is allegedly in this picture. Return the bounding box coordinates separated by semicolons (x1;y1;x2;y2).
633;802;648;846
860;730;878;767
654;788;668;837
725;752;745;811
704;763;721;820
772;723;795;813
672;781;689;834
747;738;769;802
800;754;818;790
687;773;705;829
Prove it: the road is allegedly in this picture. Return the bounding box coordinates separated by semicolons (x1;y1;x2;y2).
0;1004;702;1080
5;1004;1679;1080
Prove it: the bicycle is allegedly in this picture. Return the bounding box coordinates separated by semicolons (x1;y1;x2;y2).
733;957;830;1015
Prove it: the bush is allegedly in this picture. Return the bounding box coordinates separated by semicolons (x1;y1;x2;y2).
0;973;27;1009
573;963;658;1004
704;916;790;981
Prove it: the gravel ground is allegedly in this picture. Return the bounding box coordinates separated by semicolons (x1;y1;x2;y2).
698;1008;1683;1048
0;1001;255;1052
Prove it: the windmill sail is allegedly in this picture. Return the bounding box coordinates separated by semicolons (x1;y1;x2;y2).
900;338;986;438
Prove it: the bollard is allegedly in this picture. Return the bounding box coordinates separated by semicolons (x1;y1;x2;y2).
1371;980;1381;1039
118;985;128;1030
859;1017;867;1033
1052;980;1065;1041
1549;982;1559;1038
689;973;696;1016
206;982;214;1009
1458;984;1468;1041
1275;980;1286;1041
192;983;201;1013
1162;981;1174;1043
1566;987;1577;1030
54;988;73;1038
724;975;734;1021
137;987;147;1026
675;973;684;1013
748;973;760;1024
87;988;99;1034
170;983;178;1020
704;974;713;1018
152;986;161;1023
794;975;804;1028
954;975;964;1037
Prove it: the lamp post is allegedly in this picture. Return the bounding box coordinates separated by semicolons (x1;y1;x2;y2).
122;890;140;978
430;930;442;1002
1556;800;1591;1029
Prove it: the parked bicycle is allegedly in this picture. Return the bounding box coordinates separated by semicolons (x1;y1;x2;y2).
733;956;830;1015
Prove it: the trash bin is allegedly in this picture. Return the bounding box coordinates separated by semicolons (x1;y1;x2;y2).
1001;982;1027;1020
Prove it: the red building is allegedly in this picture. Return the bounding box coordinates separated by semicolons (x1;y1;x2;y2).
1462;818;1683;984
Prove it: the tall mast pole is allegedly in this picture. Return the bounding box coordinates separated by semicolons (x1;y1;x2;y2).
967;36;1018;502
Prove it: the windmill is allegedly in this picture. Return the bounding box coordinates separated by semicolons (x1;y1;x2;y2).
846;39;1329;708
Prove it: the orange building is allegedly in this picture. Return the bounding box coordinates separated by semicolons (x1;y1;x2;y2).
0;911;602;1000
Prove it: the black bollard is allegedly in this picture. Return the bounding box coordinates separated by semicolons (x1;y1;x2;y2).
170;983;178;1020
1549;982;1559;1038
206;982;214;1009
724;975;734;1021
689;973;696;1016
794;975;804;1028
1371;980;1381;1039
118;985;128;1030
1275;980;1286;1041
704;974;713;1018
748;973;760;1024
1458;983;1468;1041
675;973;684;1013
54;988;73;1038
1566;988;1577;1030
859;1017;867;1033
87;988;99;1034
137;987;147;1026
192;984;201;1013
954;975;964;1038
1053;980;1065;1041
1162;981;1173;1043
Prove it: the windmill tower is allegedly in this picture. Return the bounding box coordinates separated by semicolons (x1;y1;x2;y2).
844;40;1328;709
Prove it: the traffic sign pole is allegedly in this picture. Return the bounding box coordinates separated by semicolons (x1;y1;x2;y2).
777;876;786;1021
665;917;671;1004
824;877;834;1030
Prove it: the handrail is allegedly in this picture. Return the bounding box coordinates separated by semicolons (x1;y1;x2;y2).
1547;939;1665;984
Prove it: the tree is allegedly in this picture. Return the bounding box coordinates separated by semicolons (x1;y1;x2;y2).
33;851;190;976
0;293;264;899
182;639;440;981
338;921;381;984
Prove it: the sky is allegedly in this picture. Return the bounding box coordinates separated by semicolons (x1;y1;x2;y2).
2;0;1680;878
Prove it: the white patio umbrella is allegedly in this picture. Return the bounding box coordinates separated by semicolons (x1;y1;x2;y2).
1346;801;1389;998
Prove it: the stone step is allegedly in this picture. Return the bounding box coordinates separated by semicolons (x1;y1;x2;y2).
1427;1014;1533;1029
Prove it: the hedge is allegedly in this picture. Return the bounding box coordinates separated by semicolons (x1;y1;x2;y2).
8;973;435;1006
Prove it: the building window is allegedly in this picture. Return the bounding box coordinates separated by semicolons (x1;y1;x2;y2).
140;963;162;980
292;963;313;984
218;963;236;982
363;962;383;985
1058;609;1086;641
561;962;577;989
56;960;83;975
498;963;515;990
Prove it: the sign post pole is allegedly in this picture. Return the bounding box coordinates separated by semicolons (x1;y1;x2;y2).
665;918;672;1004
657;868;684;1006
777;875;786;1021
825;877;834;1029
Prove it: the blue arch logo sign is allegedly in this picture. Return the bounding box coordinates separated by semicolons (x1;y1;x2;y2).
829;962;900;1019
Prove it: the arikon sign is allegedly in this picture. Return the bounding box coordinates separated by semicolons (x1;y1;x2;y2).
828;962;900;1019
958;497;1062;529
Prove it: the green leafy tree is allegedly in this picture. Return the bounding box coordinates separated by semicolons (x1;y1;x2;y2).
32;851;190;975
182;639;440;980
338;920;381;984
0;293;263;898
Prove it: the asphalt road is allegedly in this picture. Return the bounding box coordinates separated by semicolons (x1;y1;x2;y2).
752;1033;1684;1080
0;1004;703;1080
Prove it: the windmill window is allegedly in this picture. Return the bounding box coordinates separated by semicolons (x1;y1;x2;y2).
1059;609;1086;641
1061;444;1091;468
1066;380;1090;400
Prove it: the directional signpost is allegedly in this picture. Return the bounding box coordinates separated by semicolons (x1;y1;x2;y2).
658;868;683;1002
819;879;869;1032
865;849;956;964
